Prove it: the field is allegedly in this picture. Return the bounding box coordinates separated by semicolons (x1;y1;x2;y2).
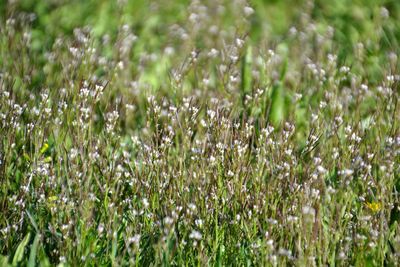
0;0;399;266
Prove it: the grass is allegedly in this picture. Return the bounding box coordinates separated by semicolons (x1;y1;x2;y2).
0;0;399;266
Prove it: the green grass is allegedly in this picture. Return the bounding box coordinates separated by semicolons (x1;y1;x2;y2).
0;0;399;266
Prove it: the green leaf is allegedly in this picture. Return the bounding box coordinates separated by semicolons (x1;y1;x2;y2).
240;45;253;96
12;233;31;266
26;210;39;233
38;246;51;267
28;234;40;267
0;255;11;267
23;153;31;163
269;82;285;127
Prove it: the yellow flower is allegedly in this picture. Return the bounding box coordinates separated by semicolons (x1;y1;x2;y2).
365;201;381;213
47;195;58;209
48;195;58;202
40;143;49;154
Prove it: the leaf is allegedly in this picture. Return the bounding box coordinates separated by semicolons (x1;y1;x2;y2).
361;116;373;130
0;255;11;267
269;82;285;127
23;153;31;162
26;210;39;233
240;46;253;97
38;246;51;267
12;233;31;266
276;43;288;80
28;234;40;267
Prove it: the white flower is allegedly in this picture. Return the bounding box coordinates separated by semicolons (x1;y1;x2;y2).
142;198;149;208
195;219;203;227
128;234;141;246
243;6;255;16
317;165;327;174
302;206;316;217
189;230;202;240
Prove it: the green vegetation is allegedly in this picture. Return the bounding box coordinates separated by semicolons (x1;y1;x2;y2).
0;0;399;265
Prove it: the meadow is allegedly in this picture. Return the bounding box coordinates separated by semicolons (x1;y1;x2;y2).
0;0;399;266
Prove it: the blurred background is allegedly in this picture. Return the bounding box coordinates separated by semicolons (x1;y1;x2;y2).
1;0;399;69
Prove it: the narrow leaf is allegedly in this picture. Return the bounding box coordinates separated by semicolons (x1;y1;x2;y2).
12;233;31;266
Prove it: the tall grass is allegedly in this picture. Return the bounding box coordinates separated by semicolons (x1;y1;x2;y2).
0;0;399;266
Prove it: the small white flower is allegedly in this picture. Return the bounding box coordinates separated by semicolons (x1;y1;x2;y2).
189;230;202;240
142;198;149;208
128;234;141;246
195;219;203;227
243;6;254;16
302;206;316;217
317;165;327;174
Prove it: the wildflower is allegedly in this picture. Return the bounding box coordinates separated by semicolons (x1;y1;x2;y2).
278;248;292;258
243;6;254;16
339;169;353;177
142;198;149;208
208;48;219;58
128;234;141;246
380;7;389;18
189;230;202;240
317;165;327;174
365;201;381;213
97;224;105;235
302;206;316;217
195;219;203;227
40;143;49;154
